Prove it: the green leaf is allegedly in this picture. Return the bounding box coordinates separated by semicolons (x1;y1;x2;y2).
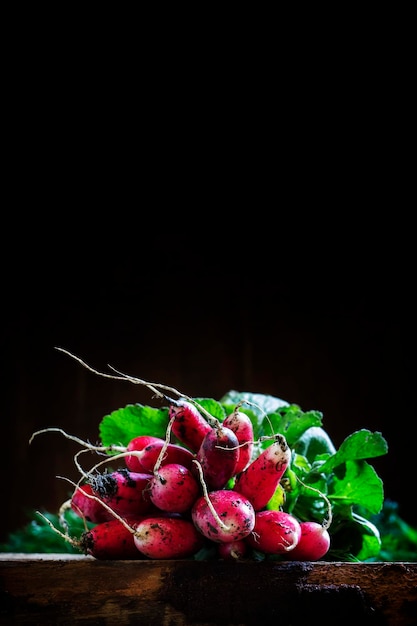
194;398;226;422
99;404;169;448
293;426;336;462
219;390;289;421
319;429;388;473
352;513;382;560
219;391;290;443
329;460;384;515
0;509;89;554
261;408;323;448
325;510;382;561
356;531;382;560
266;484;286;510
366;500;417;562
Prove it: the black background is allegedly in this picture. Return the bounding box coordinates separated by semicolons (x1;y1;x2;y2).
2;228;414;544
2;11;414;554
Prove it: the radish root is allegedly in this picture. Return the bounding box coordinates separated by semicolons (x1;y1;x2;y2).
29;428;125;455
294;476;333;530
29;426;130;479
153;415;175;476
55;347;221;427
192;459;229;531
35;511;81;549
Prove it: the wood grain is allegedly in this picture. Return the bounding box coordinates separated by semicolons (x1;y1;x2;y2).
0;555;416;625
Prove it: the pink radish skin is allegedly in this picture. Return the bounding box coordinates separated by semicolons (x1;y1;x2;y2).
71;484;114;524
233;434;291;510
246;510;301;554
148;463;201;513
285;521;331;561
169;400;212;452
217;539;248;560
191;489;256;543
125;435;163;472
133;516;204;559
137;440;195;472
89;469;152;516
223;410;254;474
81;519;143;559
194;426;240;490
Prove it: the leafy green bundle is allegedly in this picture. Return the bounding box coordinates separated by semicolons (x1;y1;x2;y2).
99;390;387;562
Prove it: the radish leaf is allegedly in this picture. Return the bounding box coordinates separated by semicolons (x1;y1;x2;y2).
260;406;323;448
329;460;384;515
99;404;169;447
319;429;388;473
194;398;226;421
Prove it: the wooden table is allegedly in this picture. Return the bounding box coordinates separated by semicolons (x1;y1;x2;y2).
0;554;416;625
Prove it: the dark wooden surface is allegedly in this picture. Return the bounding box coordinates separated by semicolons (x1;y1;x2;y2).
0;555;416;626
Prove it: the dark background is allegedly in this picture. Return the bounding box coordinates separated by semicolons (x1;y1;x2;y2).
2;228;414;544
2;9;414;552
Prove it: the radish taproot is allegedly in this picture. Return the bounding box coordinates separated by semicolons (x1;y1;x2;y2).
223;408;254;474
193;425;240;490
89;469;152;516
233;434;291;510
245;509;301;554
133;516;204;559
285;521;331;560
191;489;256;543
148;463;201;513
169;399;212;452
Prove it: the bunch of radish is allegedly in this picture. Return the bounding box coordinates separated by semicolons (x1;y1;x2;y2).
30;349;391;562
32;388;331;562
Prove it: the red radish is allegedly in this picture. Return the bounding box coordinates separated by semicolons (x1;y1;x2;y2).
223;409;254;474
136;439;195;472
89;469;152;516
233;434;291;510
148;463;200;513
133;516;204;559
217;539;248;560
191;489;256;543
245;510;301;554
70;483;114;524
169;399;212;452
193;425;240;490
285;521;331;561
125;435;163;472
80;519;143;559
